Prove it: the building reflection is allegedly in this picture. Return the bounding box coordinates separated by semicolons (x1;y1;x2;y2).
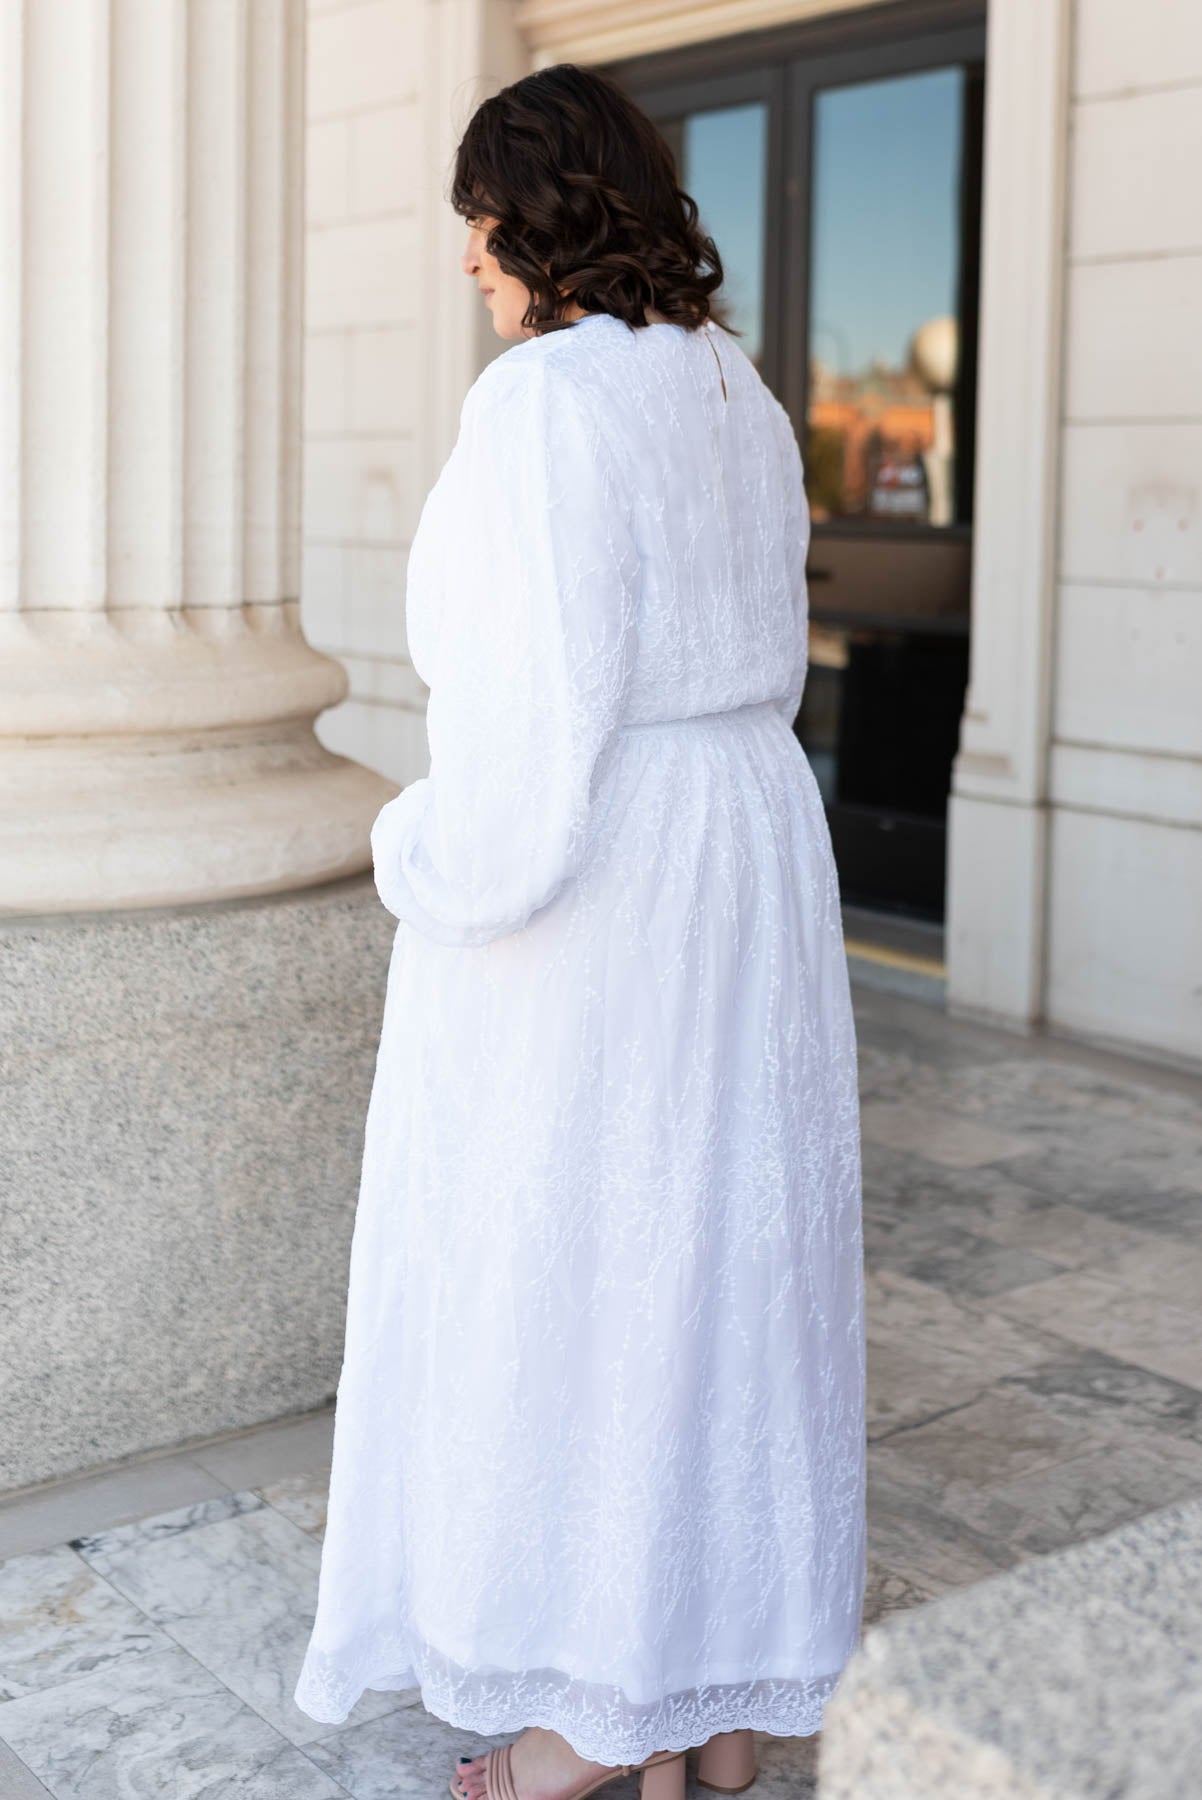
808;313;959;527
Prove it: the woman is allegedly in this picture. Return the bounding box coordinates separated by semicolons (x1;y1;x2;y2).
293;63;866;1800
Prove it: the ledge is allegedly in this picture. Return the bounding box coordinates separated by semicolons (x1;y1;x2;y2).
819;1497;1202;1798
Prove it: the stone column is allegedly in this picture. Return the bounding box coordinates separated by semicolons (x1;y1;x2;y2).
0;0;393;915
944;0;1072;1029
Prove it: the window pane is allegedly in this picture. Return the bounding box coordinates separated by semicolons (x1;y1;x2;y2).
682;103;768;366
807;68;965;527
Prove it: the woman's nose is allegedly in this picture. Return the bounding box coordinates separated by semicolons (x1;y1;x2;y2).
461;236;480;276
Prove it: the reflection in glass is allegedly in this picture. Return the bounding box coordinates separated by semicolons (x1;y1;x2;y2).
807;68;965;526
799;622;969;820
681;103;767;366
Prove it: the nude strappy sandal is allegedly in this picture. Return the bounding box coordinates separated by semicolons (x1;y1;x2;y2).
696;1729;758;1793
450;1742;687;1800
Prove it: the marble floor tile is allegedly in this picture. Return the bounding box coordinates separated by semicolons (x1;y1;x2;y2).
852;1041;1200;1156
867;1375;1202;1562
0;1543;170;1700
859;1101;1035;1170
307;1702;819;1800
952;1057;1202;1135
868;1437;1025;1540
71;1488;265;1558
189;1409;334;1491
752;1730;820;1799
259;1470;329;1537
303;1700;513;1800
888;1227;1064;1300
1058;1111;1202;1188
927;1183;1159;1271
865;1339;992;1443
855;1044;938;1104
988;1271;1202;1391
850;988;1019;1072
891;1057;1201;1150
1088;1234;1202;1312
864;1269;1066;1381
862;1560;938;1626
72;1490;398;1746
1090;1185;1202;1239
0;1644;346;1800
0;1739;53;1797
954;1433;1202;1558
861;1196;963;1259
866;1457;1018;1594
872;1412;1202;1564
871;1386;1102;1490
996;1148;1202;1237
0;1452;230;1561
996;1348;1202;1447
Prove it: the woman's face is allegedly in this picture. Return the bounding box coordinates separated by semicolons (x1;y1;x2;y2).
461;213;582;339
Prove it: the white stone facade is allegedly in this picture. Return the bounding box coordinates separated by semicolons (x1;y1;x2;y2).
302;0;526;785
303;0;427;786
1045;0;1202;1063
303;0;1202;1068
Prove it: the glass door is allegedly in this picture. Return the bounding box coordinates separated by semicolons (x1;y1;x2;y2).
607;7;986;920
791;47;984;918
631;65;785;389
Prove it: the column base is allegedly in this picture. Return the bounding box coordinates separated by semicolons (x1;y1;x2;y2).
0;606;399;912
945;789;1048;1030
0;719;397;913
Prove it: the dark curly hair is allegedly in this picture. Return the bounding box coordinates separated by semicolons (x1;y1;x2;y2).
450;63;734;337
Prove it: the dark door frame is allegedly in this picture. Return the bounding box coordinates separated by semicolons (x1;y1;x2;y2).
629;63;790;395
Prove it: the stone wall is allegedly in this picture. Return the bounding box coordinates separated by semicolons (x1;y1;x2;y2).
303;0;430;787
820;1496;1202;1798
1045;0;1202;1063
0;878;395;1494
301;0;527;789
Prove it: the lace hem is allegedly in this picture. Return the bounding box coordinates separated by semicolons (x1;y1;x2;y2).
293;1633;850;1764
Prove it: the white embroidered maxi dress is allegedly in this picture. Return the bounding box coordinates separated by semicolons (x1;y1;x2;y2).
293;311;866;1764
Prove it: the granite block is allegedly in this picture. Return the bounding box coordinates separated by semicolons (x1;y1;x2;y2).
0;876;394;1492
819;1497;1202;1798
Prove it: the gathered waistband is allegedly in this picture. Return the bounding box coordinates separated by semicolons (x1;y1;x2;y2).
619;699;782;734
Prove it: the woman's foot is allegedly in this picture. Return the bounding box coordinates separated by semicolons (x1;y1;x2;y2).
454;1726;620;1800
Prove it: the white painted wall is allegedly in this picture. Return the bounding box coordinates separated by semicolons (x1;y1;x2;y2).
1045;0;1202;1061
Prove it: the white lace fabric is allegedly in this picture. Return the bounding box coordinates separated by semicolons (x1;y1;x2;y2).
293;313;867;1764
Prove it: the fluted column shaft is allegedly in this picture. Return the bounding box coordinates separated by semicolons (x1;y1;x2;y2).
0;0;393;913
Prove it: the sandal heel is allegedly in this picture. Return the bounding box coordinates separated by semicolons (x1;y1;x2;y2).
639;1751;686;1800
696;1729;757;1793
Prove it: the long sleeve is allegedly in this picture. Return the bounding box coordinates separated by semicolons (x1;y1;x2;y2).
771;396;811;727
370;352;641;947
